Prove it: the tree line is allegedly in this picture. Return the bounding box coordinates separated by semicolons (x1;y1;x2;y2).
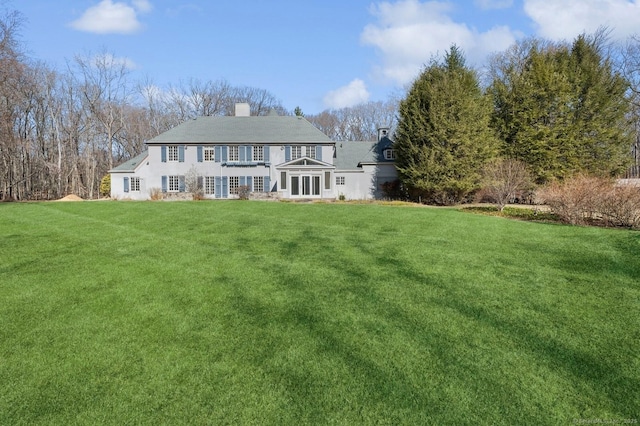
395;29;640;204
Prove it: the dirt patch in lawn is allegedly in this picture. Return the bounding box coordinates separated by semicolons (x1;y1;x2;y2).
56;194;84;202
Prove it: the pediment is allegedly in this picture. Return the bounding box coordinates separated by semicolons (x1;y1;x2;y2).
277;156;334;169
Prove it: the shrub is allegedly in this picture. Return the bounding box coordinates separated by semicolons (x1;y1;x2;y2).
184;166;205;200
99;175;111;197
537;175;608;225
237;185;251;200
599;184;640;229
481;159;534;211
149;188;164;201
537;175;640;229
381;179;403;200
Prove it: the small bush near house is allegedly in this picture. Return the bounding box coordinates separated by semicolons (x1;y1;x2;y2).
381;179;403;200
237;185;251;200
149;187;164;200
99;175;111;197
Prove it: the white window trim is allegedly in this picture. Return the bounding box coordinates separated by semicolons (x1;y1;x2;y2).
291;146;302;160
229;146;240;162
168;175;180;192
229;176;240;194
253;176;264;192
130;177;140;192
384;149;397;160
204;176;215;194
168;146;179;162
204;146;215;162
253;145;264;162
306;145;316;159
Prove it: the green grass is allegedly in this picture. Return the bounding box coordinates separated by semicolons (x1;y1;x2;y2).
1;201;638;425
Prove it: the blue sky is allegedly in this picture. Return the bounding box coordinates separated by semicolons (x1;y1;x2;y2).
17;0;640;114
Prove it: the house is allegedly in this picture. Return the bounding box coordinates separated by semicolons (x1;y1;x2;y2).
109;103;397;200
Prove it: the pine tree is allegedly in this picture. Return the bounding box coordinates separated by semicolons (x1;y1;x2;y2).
490;32;633;183
394;46;499;204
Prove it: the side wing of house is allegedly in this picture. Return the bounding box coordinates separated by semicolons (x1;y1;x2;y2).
109;151;151;200
334;132;398;200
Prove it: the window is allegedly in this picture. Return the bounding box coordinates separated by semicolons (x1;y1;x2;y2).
204;146;215;161
384;149;397;160
168;175;180;192
168;146;179;162
229;176;239;194
229;146;240;161
291;145;302;160
306;145;316;159
253;176;264;192
336;176;345;185
204;176;215;194
324;172;331;190
253;145;263;162
281;172;287;190
130;177;140;192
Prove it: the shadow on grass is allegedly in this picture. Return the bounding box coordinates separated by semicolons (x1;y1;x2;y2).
434;296;639;418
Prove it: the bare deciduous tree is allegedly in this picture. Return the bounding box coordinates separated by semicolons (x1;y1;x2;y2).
481;158;534;211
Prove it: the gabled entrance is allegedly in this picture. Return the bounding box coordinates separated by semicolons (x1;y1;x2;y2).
276;157;335;199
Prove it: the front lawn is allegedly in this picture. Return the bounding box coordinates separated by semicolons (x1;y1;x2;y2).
0;201;638;424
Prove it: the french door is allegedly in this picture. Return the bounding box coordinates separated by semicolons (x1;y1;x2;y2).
291;175;320;197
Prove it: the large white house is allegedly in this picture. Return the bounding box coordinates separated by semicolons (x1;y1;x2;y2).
109;104;397;200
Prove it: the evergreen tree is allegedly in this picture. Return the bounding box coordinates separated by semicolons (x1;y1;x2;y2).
490;33;633;183
394;46;499;204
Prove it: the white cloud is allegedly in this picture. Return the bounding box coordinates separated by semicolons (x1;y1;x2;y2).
132;0;153;13
474;0;513;10
323;79;370;109
70;0;152;34
524;0;640;41
361;0;519;86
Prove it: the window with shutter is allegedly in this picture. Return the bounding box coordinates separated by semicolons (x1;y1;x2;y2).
131;177;140;191
253;176;264;192
168;146;178;161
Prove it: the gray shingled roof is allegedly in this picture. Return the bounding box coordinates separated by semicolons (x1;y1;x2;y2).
334;137;395;171
109;151;148;172
146;116;332;144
